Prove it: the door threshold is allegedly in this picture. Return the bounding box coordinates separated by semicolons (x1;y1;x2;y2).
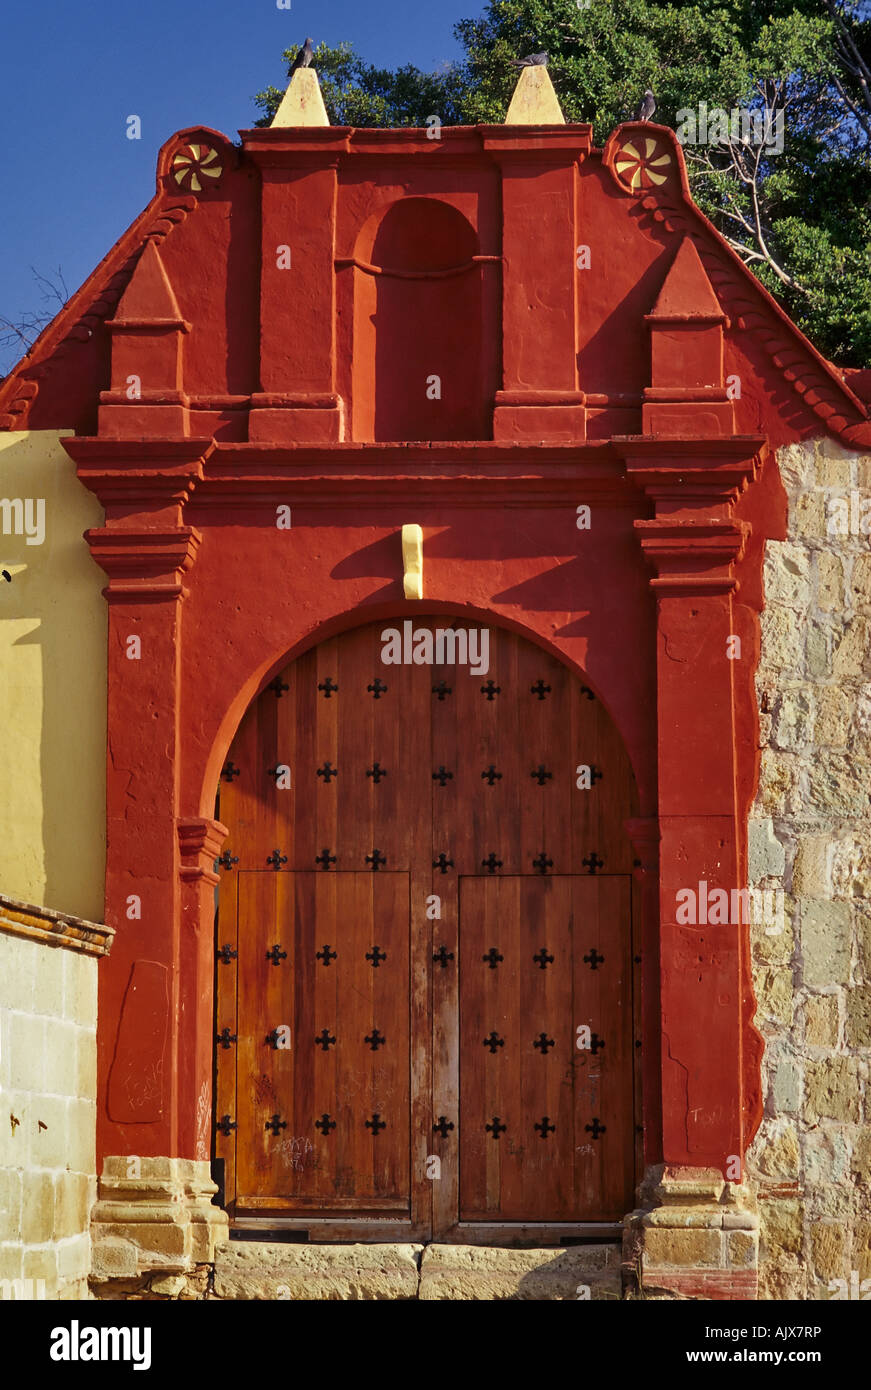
229;1217;624;1245
215;1233;625;1299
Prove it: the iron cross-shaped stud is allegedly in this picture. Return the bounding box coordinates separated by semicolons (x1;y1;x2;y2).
318;677;338;698
530;680;551;700
486;1117;506;1139
216;851;238;871
481;765;502;785
366;1113;386;1135
433;946;454;969
215;1028;237;1050
266;849;288;869
366;946;387;968
481;679;501;700
433;852;454;874
266;944;287;965
316;944;337;966
535;1116;555;1139
483;1031;505;1053
482;853;503;874
221;761;241;782
315;1028;336;1051
590;1032;606;1055
533;947;554;969
367;762;387;783
317;762;338;783
533;852;553;875
316;848;337;870
584;948;604;970
265;1114;287;1136
367;678;388;699
433;766;453;787
315;1113;336;1135
433;1116;455;1139
432;680;452;700
366;848;387;871
269;677;289;698
533;1032;555;1054
590;765;604;784
483;947;504;969
217;944;237;964
365;1029;386;1051
265;1029;285;1050
583;852;604;875
531;765;553;786
585;1117;606;1140
216;1115;236;1136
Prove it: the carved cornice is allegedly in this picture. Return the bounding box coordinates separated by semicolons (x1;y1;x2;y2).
195;440;637;508
481;125;592;163
64;438;214;513
0;893;114;958
635;518;748;594
85;526;202;601
615;435;764;510
178;818;228;886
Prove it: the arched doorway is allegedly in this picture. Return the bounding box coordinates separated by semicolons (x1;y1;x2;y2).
214;616;641;1242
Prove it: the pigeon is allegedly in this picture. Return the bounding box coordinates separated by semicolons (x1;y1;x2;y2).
511;51;549;68
634;89;656;122
290;38;315;74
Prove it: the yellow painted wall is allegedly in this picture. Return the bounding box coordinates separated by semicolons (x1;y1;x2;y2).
0;432;106;920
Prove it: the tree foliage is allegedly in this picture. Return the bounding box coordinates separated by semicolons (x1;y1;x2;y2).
256;2;869;366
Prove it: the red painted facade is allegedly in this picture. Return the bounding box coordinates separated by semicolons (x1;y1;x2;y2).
4;112;871;1221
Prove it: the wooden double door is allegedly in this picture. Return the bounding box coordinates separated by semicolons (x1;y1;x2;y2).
215;618;640;1241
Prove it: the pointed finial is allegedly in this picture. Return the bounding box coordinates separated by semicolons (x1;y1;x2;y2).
271;68;330;128
505;65;565;125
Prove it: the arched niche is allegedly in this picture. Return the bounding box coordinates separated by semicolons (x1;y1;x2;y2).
351;198;489;443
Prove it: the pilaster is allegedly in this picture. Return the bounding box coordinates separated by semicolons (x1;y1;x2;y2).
620;437;764;1171
483;128;591;442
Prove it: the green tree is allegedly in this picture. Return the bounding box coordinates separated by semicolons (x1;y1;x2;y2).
254;1;871;365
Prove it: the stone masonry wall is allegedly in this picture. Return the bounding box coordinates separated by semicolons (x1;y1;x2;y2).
0;908;104;1300
747;437;871;1300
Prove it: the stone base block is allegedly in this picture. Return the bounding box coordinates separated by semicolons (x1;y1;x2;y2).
248;401;344;444
419;1243;621;1301
90;1157;229;1279
214;1242;423;1300
493;401;586;443
624;1164;759;1302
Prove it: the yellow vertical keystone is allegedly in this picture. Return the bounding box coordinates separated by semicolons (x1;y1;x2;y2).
402;525;423;600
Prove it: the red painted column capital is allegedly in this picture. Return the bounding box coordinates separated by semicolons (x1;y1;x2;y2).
63;437;214;528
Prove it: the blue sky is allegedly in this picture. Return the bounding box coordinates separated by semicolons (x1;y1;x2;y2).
0;0;471;374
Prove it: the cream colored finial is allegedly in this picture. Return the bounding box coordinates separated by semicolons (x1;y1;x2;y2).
270;69;330;128
505;66;566;125
402;525;423;600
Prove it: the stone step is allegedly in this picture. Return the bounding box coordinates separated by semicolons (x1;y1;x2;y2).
213;1241;623;1300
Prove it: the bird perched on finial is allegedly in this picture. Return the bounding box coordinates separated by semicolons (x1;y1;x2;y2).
511;50;549;68
290;38;315;74
634;89;656;122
